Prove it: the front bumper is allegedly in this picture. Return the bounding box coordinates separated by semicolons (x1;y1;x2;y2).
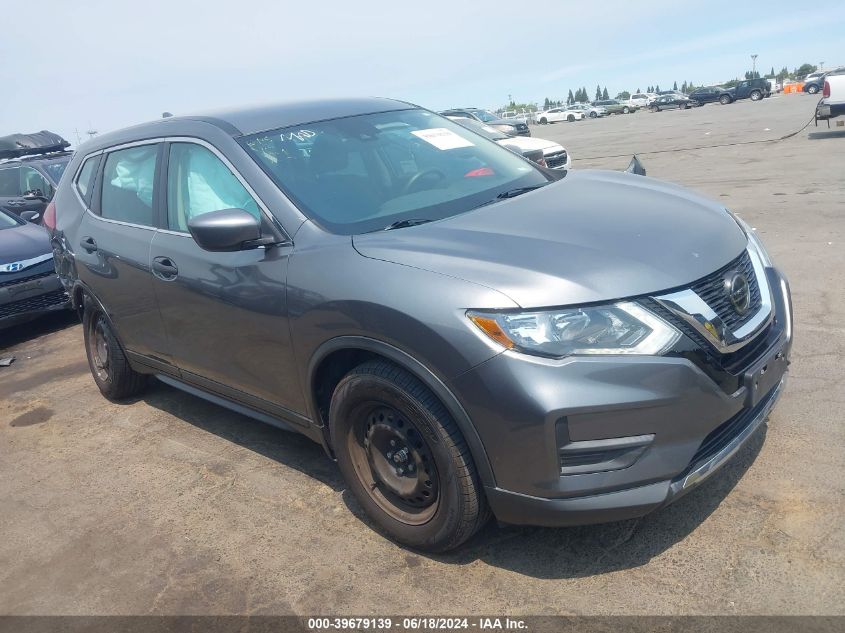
0;260;69;329
450;266;792;527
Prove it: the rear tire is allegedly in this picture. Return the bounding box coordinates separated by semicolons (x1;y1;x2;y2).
807;84;819;94
83;300;148;400
719;94;732;105
539;117;547;125
330;360;489;552
589;111;597;118
567;114;575;122
750;90;762;101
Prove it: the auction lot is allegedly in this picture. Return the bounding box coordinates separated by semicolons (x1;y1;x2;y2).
1;95;843;615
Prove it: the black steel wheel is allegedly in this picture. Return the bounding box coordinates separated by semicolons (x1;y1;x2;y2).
83;300;148;400
330;360;489;551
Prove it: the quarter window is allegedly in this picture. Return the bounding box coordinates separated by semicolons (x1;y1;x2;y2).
166;143;260;232
75;155;100;204
100;145;158;226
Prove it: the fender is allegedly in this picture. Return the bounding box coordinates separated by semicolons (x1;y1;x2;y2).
307;335;497;488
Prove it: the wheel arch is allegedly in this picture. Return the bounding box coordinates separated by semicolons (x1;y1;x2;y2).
307;336;496;488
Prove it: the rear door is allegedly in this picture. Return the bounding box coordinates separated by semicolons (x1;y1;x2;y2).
74;141;174;371
150;139;304;419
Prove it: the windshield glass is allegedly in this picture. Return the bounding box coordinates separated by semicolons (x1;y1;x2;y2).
40;158;70;184
241;108;547;234
470;110;498;123
0;208;22;229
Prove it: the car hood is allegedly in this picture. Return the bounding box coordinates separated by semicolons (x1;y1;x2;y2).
0;220;52;265
353;170;747;308
498;136;563;153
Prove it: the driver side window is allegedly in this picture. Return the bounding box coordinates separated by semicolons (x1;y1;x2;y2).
166;143;260;232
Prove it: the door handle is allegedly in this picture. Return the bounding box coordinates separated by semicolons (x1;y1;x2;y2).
152;256;178;280
80;236;98;252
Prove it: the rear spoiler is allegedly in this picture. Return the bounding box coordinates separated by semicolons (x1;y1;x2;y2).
0;130;70;160
626;155;646;176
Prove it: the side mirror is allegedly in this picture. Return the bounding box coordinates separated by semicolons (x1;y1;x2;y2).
23;189;47;202
187;208;262;252
20;210;41;223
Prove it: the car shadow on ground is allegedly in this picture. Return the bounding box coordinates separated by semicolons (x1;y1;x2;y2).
137;377;765;579
807;128;845;140
138;379;346;492
0;310;78;352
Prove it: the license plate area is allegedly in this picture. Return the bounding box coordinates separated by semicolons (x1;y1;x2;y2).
743;345;788;407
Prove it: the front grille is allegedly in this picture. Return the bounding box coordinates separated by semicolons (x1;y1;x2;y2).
0;270;54;289
685;383;778;470
0;289;68;320
545;150;568;169
689;250;761;331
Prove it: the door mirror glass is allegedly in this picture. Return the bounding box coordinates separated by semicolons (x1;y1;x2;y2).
187;208;261;252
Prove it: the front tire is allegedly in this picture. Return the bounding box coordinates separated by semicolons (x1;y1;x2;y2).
330;360;489;552
807;84;819;94
567;114;575;122
622;106;630;114
83;301;148;400
589;111;597;118
719;94;732;105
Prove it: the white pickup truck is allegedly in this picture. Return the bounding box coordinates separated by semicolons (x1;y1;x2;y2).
816;73;845;125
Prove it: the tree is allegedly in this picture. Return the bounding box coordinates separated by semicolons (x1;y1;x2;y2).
567;89;574;105
616;90;630;100
543;97;550;109
673;80;678;90
770;66;775;77
636;87;641;93
794;63;817;77
681;81;687;93
655;84;661;92
595;84;602;100
602;86;609;99
777;66;790;81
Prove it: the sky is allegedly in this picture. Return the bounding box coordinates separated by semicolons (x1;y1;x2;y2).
2;0;844;146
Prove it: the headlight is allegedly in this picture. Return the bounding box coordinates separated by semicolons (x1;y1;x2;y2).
491;124;517;135
728;210;772;266
467;301;680;358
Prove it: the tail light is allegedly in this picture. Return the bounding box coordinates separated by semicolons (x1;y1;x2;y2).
43;200;57;231
823;80;830;97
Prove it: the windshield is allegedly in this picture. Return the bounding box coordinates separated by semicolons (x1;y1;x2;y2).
0;208;22;229
450;118;510;141
470;110;498;123
241;108;547;234
39;158;70;185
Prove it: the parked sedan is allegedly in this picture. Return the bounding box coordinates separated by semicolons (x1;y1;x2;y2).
649;94;699;111
688;86;733;105
438;108;531;137
0;206;69;329
449;117;571;169
535;107;584;124
592;99;638;114
569;103;607;118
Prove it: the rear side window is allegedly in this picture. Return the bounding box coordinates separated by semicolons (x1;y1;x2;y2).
20;166;52;197
0;167;20;196
75;155;101;204
100;145;157;226
166;143;260;232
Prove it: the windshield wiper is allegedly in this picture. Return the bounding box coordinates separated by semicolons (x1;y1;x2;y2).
496;184;548;199
383;218;433;231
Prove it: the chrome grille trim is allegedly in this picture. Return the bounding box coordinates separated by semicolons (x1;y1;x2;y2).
654;246;773;354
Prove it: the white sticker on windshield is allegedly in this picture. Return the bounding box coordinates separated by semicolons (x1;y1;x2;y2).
411;128;474;150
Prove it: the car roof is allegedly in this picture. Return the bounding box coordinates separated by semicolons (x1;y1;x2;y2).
76;97;419;153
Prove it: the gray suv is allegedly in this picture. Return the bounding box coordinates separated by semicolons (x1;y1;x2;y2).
52;98;792;551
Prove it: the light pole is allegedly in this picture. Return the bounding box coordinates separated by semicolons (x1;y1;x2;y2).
751;54;758;76
820;61;825;70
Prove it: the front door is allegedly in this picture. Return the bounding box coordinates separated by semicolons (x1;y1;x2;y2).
150;140;305;419
74;142;174;371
